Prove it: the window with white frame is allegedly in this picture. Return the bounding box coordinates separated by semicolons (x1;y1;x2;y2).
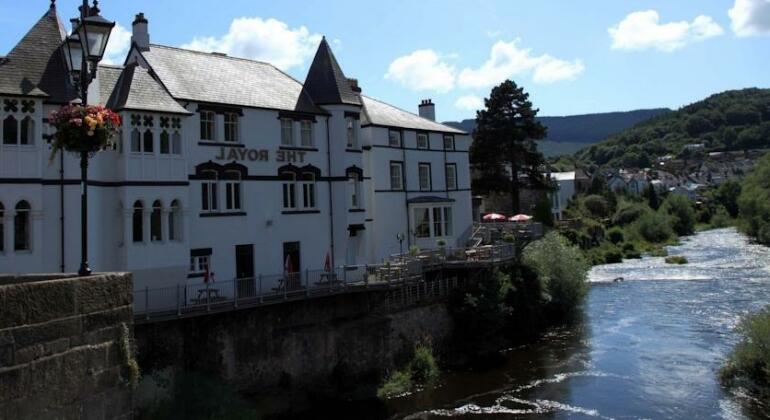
445;163;457;190
300;120;313;147
14;200;31;251
390;162;404;190
443;135;454;150
413;208;430;238
442;207;453;236
168;199;181;241
189;252;210;276
281;118;294;146
388;130;401;147
301;173;316;209
200;110;215;141
346;117;357;148
172;131;182;154
3;115;17;145
224;112;239;142
201;170;218;212
224;171;242;211
418;163;431;191
417;133;429;149
150;200;163;242
281;172;297;209
348;173;361;209
143;129;154;154
130;128;141;152
20;116;34;145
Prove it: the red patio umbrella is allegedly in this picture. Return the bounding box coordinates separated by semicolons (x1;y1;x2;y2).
483;213;507;222
509;214;532;222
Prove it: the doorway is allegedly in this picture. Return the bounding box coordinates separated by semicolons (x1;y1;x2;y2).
235;244;254;297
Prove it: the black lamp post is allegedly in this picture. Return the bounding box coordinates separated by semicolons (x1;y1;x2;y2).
64;0;115;276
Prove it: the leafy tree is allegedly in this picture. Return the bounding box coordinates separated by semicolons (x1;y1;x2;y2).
644;185;660;210
737;152;770;245
533;196;554;227
471;80;547;213
583;194;610;218
715;179;742;218
660;194;696;236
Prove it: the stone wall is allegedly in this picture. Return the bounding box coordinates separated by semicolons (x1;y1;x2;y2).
0;273;134;420
135;290;454;408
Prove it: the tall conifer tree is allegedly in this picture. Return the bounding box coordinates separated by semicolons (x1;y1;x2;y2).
470;80;547;213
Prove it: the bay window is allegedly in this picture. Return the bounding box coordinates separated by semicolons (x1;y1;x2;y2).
3;115;17;144
413;208;430;238
411;205;454;239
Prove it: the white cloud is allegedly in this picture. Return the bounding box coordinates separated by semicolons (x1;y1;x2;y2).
454;95;484;111
181;17;322;70
729;0;770;36
609;10;724;52
457;39;584;88
102;23;131;65
385;49;456;93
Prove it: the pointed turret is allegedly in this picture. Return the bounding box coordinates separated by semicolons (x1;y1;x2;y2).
0;4;76;102
302;37;361;106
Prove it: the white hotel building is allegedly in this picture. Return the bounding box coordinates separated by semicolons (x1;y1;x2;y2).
0;5;473;293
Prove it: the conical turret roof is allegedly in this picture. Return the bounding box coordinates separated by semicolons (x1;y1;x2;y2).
302;37;361;106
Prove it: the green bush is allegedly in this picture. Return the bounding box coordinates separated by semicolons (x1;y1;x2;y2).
664;255;688;264
584;194;610;218
377;370;412;399
738;153;770;245
410;344;439;385
611;203;648;226
660;194;696;236
710;205;732;228
523;232;589;314
634;212;675;243
607;227;625;244
720;307;770;401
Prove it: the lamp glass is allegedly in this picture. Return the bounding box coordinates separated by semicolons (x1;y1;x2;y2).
65;36;83;73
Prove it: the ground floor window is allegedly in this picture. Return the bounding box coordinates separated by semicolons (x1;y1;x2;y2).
412;205;453;239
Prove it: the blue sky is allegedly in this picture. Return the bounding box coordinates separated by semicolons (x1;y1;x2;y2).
2;0;770;121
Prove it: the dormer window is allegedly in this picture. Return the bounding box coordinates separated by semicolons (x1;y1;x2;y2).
200;110;215;141
224;112;239;142
281;118;294;146
389;130;401;148
417;133;429;149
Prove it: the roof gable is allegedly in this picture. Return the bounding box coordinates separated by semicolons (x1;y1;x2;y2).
104;63;190;115
301;37;361;106
0;5;76;102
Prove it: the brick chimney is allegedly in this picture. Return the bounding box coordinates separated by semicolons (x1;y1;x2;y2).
347;78;361;93
131;13;149;51
418;99;435;121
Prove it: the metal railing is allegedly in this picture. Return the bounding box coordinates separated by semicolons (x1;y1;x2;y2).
134;243;518;321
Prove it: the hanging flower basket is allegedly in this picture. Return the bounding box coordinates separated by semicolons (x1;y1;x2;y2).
49;104;121;158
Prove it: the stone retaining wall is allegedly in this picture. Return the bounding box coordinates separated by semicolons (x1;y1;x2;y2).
0;273;134;420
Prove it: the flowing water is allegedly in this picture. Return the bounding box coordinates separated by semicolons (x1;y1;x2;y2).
372;228;770;419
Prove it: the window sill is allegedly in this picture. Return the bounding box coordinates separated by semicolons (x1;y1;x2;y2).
348;208;365;213
345;148;362;153
279;145;318;152
199;211;247;218
198;141;244;148
281;209;321;215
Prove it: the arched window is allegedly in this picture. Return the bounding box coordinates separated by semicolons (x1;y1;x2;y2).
151;200;162;242
169;200;181;241
20;116;34;145
172;131;182;155
201;170;218;212
132;201;144;243
3;115;18;144
223;171;242;211
280;172;296;210
160;130;170;154
348;173;360;209
130;128;141;152
301;172;316;209
14;200;30;251
143;130;154;154
0;202;4;252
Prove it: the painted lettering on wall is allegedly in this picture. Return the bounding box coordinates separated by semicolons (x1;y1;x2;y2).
215;147;307;163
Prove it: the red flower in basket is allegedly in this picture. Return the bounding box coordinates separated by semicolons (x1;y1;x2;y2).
49;104;121;159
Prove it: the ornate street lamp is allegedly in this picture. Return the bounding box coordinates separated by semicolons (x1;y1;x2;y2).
63;0;115;276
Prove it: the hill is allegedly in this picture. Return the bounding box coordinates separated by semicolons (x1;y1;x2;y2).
445;108;669;157
576;88;770;168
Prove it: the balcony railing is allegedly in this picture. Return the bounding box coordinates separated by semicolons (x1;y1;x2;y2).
134;243;518;322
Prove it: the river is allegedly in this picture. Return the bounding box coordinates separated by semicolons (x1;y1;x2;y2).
365;228;770;419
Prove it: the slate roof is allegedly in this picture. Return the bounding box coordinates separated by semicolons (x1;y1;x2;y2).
0;5;77;103
361;96;465;134
102;63;190;115
138;44;324;114
301;37;361;106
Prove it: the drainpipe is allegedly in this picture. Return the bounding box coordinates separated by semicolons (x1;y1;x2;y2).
325;115;335;267
60;151;65;272
402;139;410;248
